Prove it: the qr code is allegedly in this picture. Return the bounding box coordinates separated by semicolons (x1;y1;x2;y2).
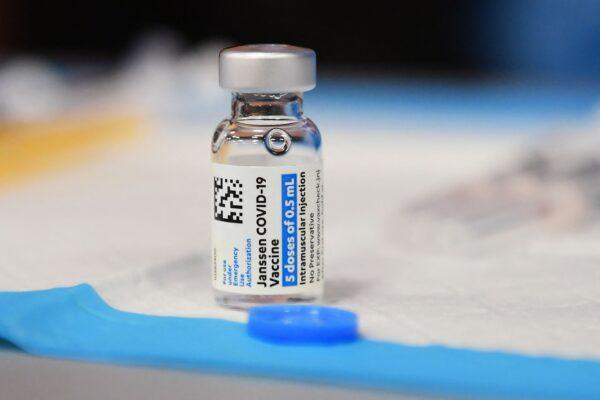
214;177;243;223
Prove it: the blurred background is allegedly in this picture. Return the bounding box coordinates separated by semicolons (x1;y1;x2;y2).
3;0;600;79
1;0;599;127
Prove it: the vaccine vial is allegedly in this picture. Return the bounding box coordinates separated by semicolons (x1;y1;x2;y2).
211;44;324;308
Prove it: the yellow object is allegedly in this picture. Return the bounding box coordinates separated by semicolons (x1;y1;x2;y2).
0;115;142;191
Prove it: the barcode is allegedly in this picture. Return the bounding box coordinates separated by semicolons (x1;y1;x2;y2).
214;177;243;223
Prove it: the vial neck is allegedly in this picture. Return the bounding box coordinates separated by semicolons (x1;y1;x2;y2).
231;92;304;121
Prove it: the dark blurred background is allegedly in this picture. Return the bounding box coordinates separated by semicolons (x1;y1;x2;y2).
2;0;599;81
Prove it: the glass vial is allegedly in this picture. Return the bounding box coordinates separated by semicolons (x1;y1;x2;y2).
211;44;324;308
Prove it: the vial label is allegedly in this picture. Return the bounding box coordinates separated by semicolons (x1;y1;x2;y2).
212;163;324;294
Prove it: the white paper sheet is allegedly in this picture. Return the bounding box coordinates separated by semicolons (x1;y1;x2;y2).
2;126;600;359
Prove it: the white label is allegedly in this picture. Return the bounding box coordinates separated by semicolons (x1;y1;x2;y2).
211;163;324;294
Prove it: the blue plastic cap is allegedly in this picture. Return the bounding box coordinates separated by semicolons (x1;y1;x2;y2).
248;304;358;344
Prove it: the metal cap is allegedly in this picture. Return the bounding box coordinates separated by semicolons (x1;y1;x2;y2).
219;44;316;93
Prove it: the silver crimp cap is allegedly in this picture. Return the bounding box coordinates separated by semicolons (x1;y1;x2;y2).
219;44;316;93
